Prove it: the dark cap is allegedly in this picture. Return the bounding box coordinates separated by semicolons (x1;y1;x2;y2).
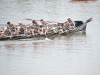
40;19;43;21
7;22;11;24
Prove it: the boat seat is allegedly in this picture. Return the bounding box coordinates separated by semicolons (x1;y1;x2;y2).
74;21;83;27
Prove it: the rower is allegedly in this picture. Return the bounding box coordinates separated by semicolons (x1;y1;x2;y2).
4;22;11;31
9;24;16;35
63;20;70;30
26;26;35;35
4;27;12;36
19;26;25;34
31;20;40;35
18;21;27;30
3;22;14;36
17;21;28;35
0;26;6;37
67;17;74;26
40;19;50;34
67;17;75;28
0;32;6;37
40;19;49;26
46;27;52;34
57;25;64;34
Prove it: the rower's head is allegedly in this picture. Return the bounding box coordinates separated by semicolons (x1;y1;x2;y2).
32;20;37;24
40;19;43;21
7;22;11;25
40;19;44;22
18;21;23;25
40;19;45;24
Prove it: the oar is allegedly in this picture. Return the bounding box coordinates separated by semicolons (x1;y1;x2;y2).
0;24;7;26
23;18;40;21
23;18;57;23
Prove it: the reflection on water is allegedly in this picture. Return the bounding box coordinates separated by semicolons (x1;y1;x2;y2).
0;32;100;75
0;31;100;75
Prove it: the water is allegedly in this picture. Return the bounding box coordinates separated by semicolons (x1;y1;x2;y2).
0;0;100;75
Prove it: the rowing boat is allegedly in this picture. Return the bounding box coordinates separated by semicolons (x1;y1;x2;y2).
0;17;93;41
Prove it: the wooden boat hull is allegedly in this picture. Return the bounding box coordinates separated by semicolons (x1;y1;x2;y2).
0;17;93;41
0;24;87;41
0;33;59;41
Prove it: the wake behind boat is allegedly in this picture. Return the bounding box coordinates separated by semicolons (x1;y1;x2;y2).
0;17;93;41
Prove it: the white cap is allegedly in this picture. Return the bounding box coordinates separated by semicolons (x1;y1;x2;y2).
67;17;70;19
18;21;21;23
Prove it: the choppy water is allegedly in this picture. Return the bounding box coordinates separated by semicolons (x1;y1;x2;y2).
0;0;100;75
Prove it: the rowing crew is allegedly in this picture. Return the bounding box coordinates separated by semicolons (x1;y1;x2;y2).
0;17;75;37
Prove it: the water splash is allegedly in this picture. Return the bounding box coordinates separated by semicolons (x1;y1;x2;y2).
45;38;51;41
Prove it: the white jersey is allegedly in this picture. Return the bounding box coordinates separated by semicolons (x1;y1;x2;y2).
2;26;7;33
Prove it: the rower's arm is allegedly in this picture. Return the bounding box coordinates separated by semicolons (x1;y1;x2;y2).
45;21;49;25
